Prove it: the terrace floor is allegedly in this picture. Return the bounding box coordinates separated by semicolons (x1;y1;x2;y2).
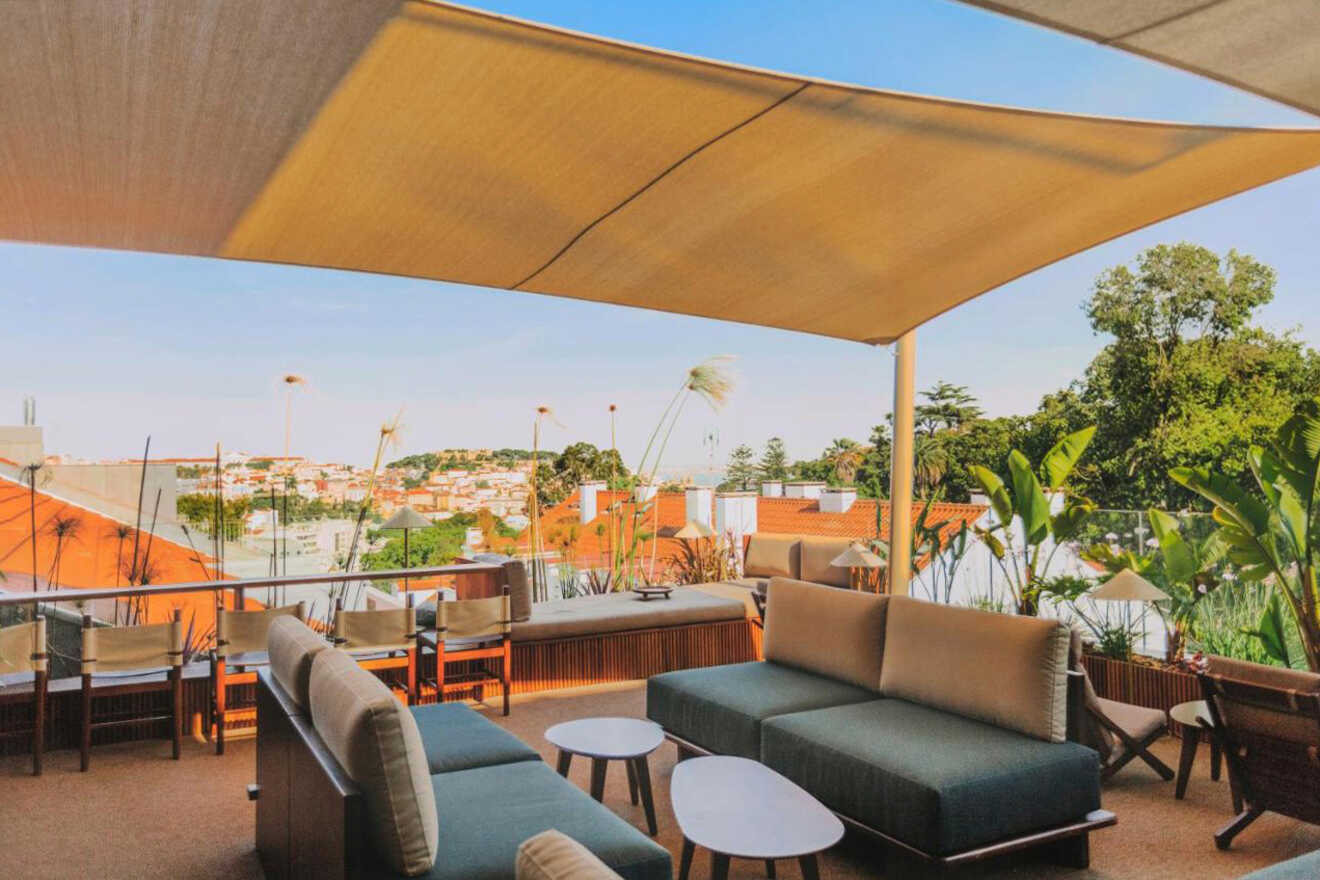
2;681;1319;879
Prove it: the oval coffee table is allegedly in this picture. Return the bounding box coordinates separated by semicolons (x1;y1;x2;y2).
545;717;664;835
671;755;843;880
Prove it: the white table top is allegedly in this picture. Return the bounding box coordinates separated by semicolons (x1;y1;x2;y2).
671;756;844;860
1170;699;1213;728
544;717;664;759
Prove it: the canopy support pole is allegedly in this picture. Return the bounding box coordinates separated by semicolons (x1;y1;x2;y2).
888;330;916;594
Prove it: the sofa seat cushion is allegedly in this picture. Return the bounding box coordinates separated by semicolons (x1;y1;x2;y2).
1239;850;1320;879
647;661;876;759
511;589;744;643
761;699;1101;856
364;760;670;880
1095;697;1166;742
411;703;540;774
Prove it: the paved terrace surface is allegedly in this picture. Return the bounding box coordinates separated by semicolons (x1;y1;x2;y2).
3;681;1319;879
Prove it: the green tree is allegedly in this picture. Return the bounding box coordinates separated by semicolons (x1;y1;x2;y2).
916;381;983;435
721;444;758;491
1056;243;1320;508
856;424;892;498
759;437;789;482
538;441;629;507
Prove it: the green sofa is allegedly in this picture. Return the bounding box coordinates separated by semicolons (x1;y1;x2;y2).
647;577;1112;868
1239;851;1320;879
257;618;670;880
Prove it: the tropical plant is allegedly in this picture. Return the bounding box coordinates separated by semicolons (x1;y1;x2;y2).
909;495;971;604
1171;399;1320;671
666;532;739;586
968;425;1097;615
1144;509;1227;662
328;412;402;621
824;438;865;485
45;513;83;588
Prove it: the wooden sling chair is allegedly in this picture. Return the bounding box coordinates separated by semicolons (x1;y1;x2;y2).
1068;633;1175;782
212;600;307;754
332;597;419;705
81;609;184;771
423;587;512;716
1200;669;1320;850
0;616;48;775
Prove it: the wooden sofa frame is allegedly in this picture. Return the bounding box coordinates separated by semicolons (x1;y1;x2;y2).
252;667;367;880
658;665;1115;873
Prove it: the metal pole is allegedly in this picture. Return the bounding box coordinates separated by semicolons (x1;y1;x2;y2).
888;330;917;595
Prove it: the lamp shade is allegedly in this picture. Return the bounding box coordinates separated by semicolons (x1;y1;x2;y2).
381;507;432;530
1090;568;1168;603
830;543;886;569
673;520;715;540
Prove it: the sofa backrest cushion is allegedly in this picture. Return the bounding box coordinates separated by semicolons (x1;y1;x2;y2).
880;596;1071;742
267;615;329;711
797;536;854;588
516;830;622;880
309;649;438;876
743;534;800;580
764;577;887;690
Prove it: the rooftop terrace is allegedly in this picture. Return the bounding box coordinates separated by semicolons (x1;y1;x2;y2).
4;680;1317;880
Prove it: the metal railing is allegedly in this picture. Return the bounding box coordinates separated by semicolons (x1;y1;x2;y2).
0;562;502;608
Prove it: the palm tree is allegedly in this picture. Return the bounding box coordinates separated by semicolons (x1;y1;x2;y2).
913;435;950;495
45;513;84;588
824;438;865;485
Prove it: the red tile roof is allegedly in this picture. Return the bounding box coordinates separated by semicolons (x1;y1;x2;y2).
518;489;986;574
0;474;234;625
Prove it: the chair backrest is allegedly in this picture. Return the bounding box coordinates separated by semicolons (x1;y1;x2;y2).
0;616;46;676
217;601;306;657
82;614;183;674
1201;670;1320;818
333;605;417;653
1067;629;1115;760
437;591;511;642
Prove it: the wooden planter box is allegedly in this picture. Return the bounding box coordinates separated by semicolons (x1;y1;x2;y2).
1080;653;1201;736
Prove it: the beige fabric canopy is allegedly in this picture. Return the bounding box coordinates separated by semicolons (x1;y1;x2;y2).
4;1;1320;343
961;1;1320;119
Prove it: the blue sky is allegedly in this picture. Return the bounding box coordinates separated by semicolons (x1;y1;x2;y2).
2;0;1318;473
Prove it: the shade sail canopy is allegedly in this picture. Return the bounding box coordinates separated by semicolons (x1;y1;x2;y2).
4;2;1320;344
960;1;1320;119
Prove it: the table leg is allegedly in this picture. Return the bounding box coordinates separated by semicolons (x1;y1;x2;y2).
678;839;694;880
633;755;658;836
711;852;730;880
799;854;820;880
589;757;608;802
766;859;776;877
625;758;639;805
555;749;572;777
1175;728;1198;799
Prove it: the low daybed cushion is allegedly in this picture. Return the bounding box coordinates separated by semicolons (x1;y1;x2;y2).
797;536;853;588
516;829;625;880
267;616;329;711
511;588;744;643
880;596;1071;743
384;760;670;880
410;702;540;774
761;699;1101;855
762;577;887;689
309;649;438;876
647;660;876;759
743;533;800;580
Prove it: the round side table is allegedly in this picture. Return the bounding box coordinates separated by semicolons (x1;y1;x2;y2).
545;717;664;835
1170;699;1220;800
